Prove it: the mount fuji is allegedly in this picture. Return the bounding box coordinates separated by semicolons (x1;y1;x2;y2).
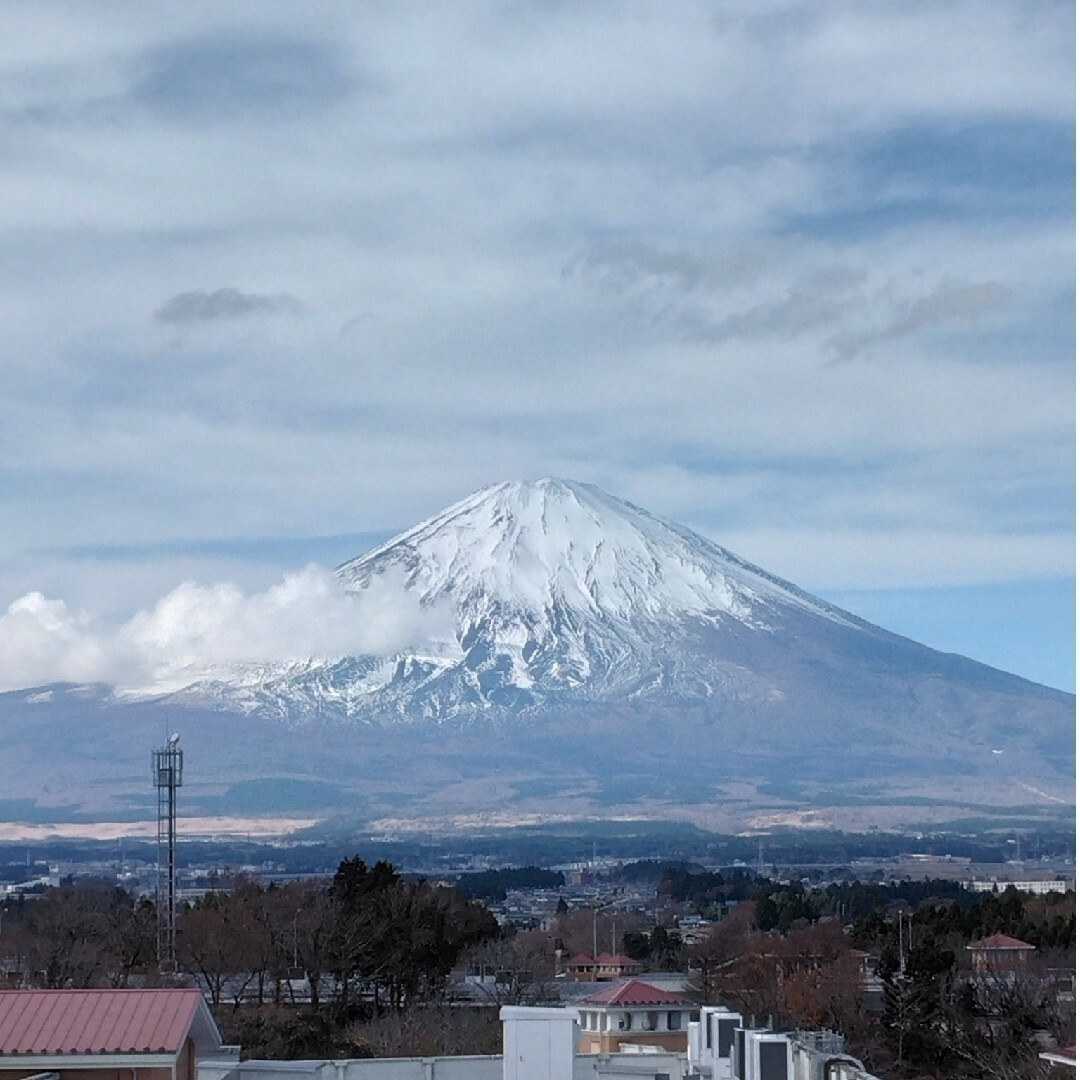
1;479;1073;831
176;478;873;722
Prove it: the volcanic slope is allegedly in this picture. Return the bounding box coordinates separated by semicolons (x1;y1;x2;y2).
2;479;1073;826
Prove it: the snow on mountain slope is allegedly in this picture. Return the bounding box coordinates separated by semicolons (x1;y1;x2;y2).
338;478;858;630
153;480;874;723
155;479;1069;763
323;479;864;709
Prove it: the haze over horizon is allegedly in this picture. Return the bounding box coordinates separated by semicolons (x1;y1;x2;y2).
0;4;1073;692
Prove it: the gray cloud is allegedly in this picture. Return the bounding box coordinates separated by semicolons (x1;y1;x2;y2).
131;32;352;122
882;279;1011;339
831;279;1012;361
570;242;1012;361
154;288;305;325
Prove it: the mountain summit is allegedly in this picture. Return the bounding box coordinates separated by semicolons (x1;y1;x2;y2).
339;477;859;631
2;479;1073;828
328;478;864;712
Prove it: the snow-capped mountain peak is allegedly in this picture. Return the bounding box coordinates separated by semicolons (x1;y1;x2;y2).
336;478;854;631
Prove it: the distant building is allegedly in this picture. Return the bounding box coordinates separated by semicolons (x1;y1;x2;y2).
561;952;642;982
965;879;1075;895
575;978;695;1054
966;932;1037;973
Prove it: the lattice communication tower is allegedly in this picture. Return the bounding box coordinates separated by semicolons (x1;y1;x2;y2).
153;733;183;972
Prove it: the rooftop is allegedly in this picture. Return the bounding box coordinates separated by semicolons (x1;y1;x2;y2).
0;989;207;1056
580;978;693;1007
966;933;1036;951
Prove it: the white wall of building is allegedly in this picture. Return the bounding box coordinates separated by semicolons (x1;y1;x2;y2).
200;1058;502;1080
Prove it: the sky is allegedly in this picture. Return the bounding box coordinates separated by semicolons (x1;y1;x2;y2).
0;1;1074;692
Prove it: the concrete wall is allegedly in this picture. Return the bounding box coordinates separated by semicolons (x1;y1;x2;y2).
199;1052;691;1080
573;1052;686;1079
202;1059;501;1080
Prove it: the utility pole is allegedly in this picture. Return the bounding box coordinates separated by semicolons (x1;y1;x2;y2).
898;912;906;978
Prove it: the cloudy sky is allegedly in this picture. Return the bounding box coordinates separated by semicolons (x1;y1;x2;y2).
0;1;1074;692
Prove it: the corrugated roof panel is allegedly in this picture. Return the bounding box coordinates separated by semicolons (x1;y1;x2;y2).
33;994;68;1053
98;991;131;1052
0;990;202;1056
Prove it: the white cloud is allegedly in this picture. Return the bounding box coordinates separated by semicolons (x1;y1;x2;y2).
0;566;455;694
0;592;114;689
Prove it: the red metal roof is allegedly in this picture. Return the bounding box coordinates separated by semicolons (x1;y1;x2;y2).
966;933;1036;951
0;989;204;1056
580;978;693;1006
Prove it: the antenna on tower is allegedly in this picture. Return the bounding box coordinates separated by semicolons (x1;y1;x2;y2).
153;732;184;974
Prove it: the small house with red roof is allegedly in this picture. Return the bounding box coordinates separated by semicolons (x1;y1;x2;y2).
0;988;236;1080
574;978;696;1054
966;933;1036;973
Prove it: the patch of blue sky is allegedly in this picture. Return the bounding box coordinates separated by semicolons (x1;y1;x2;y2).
820;578;1076;693
781;197;969;241
781;117;1074;239
938;290;1075;365
857;118;1074;197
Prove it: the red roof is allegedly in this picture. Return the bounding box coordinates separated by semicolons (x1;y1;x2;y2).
581;978;693;1006
0;989;205;1056
967;933;1036;951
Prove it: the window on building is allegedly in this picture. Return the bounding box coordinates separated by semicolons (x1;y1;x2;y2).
667;1011;682;1030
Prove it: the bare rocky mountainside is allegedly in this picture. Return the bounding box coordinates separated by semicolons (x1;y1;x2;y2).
0;479;1073;832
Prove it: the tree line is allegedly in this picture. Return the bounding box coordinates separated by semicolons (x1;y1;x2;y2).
452;866;564;901
0;857;501;1055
